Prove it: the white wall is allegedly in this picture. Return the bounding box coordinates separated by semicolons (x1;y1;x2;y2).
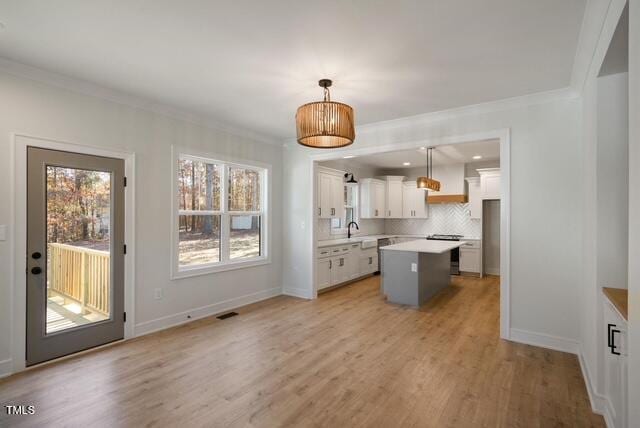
597;72;629;291
284;92;584;341
0;70;283;375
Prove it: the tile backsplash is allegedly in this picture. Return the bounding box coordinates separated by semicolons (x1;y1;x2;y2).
317;218;385;240
385;203;481;237
317;203;481;241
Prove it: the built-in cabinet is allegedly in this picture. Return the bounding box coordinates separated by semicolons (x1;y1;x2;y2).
459;240;481;274
402;182;429;218
317;243;377;291
465;177;482;219
477;168;501;200
603;294;627;428
384;176;405;218
360;178;386;218
317;169;344;219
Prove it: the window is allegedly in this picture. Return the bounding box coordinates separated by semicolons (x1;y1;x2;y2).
330;183;358;234
174;152;268;277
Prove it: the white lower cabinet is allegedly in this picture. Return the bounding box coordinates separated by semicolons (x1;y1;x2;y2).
459;240;481;274
603;297;627;428
317;244;376;291
359;248;378;276
317;258;332;290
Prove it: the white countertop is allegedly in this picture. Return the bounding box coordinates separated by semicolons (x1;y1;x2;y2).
317;234;478;248
380;239;467;254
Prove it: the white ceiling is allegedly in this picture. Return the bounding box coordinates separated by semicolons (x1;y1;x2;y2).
0;1;586;140
349;139;500;169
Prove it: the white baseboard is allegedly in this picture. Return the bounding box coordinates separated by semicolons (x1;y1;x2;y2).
134;287;282;337
509;328;580;354
484;267;500;276
577;349;612;427
0;358;13;379
282;286;314;299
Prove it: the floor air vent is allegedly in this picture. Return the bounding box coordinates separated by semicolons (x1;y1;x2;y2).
216;311;238;320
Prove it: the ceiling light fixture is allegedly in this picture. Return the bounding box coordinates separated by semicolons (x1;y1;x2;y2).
473;155;483;160
343;155;356;159
403;162;411;166
296;79;355;149
417;147;441;192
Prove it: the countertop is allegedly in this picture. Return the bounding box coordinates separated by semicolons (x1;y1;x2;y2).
603;287;628;321
317;234;480;248
379;240;467;254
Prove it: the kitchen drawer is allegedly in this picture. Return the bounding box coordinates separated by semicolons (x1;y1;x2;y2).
317;248;332;259
460;240;480;249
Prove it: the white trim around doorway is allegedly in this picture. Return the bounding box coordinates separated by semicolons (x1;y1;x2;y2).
9;133;136;375
307;129;511;340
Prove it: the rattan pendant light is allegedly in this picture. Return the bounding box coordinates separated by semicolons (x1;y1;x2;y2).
417;147;441;191
296;79;355;148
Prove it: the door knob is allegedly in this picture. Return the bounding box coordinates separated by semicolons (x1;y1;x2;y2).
31;267;42;275
32;252;42;259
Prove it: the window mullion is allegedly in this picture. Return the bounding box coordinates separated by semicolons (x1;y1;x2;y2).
220;164;230;263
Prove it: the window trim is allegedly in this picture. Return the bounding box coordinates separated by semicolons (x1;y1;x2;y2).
330;183;360;236
171;146;271;279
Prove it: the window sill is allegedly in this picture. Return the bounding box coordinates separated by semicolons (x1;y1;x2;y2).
172;257;271;280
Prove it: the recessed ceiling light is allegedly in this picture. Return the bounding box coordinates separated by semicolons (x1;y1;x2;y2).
472;155;482;160
403;162;411;166
419;147;426;150
343;155;356;159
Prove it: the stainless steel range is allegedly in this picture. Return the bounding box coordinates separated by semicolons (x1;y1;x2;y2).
425;234;463;275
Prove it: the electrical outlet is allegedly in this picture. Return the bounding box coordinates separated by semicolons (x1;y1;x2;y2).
411;263;417;272
154;288;163;300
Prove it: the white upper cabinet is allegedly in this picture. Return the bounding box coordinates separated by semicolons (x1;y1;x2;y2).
317;168;344;218
402;182;428;218
360;178;386;218
465;177;482;219
477;168;501;200
382;176;404;218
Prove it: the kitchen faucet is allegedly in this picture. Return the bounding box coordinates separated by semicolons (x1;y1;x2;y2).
347;221;359;239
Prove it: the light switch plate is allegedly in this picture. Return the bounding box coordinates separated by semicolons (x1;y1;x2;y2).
411;262;417;272
0;225;6;241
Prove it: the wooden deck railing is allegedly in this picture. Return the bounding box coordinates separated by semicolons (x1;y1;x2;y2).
49;243;110;316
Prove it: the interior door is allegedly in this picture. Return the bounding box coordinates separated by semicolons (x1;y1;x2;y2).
26;147;125;366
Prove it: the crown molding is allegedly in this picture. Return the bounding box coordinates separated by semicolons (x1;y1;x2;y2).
570;0;628;93
0;57;280;146
354;87;579;136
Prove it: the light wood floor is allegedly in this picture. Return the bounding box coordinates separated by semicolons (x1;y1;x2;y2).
0;275;603;427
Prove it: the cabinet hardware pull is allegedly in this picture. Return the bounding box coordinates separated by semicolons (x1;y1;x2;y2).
369;257;372;264
319;207;321;216
607;323;616;348
388;210;391;217
611;329;621;355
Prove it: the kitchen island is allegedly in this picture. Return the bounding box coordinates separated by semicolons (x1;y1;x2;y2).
380;239;466;307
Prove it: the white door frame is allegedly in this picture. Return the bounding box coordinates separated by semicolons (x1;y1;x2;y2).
10;133;136;374
308;128;511;339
